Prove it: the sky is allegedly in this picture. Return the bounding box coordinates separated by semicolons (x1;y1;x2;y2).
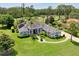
0;3;79;9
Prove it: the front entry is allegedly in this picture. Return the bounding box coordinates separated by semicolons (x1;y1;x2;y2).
33;29;38;34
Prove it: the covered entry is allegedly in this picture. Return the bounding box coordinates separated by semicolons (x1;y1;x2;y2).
33;29;38;34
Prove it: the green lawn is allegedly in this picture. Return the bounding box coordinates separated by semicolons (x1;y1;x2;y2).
0;29;79;56
43;36;65;42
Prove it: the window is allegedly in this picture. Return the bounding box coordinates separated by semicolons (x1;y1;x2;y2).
30;30;32;34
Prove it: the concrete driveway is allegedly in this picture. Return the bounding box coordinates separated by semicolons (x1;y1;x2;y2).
61;31;79;43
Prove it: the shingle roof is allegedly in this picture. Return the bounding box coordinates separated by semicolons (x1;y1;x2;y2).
18;21;60;33
18;22;28;32
31;22;42;29
42;24;60;33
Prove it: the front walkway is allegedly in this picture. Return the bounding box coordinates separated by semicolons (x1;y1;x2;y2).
36;35;69;44
36;35;46;43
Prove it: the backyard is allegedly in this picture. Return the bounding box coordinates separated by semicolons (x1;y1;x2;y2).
0;29;79;56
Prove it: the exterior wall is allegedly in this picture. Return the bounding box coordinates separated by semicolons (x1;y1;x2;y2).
18;23;61;38
26;28;42;35
37;28;42;34
39;28;42;32
19;31;28;37
28;30;33;35
46;32;61;38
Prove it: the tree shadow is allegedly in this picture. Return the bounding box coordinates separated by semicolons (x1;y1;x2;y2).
71;41;79;46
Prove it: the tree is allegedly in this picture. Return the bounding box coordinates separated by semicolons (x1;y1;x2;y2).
8;7;22;18
0;33;15;51
11;26;15;33
56;4;75;19
56;4;65;20
0;14;14;29
0;7;7;14
6;15;14;29
70;22;77;36
69;12;79;19
45;16;54;24
0;15;6;27
29;5;35;18
46;6;52;15
21;3;25;17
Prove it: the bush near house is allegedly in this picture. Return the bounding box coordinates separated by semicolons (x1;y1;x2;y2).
11;26;15;33
40;31;46;36
31;34;37;40
77;33;79;37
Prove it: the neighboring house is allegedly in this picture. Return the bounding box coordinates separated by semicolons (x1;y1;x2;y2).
17;21;61;38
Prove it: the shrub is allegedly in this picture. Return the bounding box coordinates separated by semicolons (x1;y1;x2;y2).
0;33;15;51
69;12;79;19
40;31;46;36
31;34;37;40
77;33;79;37
11;26;15;33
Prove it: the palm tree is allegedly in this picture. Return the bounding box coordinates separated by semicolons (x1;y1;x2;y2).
21;3;25;17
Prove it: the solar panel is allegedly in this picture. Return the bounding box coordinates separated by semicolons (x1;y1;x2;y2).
18;24;24;28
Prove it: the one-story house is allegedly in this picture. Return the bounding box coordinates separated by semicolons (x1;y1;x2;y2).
17;21;61;38
42;24;61;38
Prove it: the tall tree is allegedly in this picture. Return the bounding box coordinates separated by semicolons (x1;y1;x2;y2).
47;6;52;15
0;14;14;29
22;3;25;17
70;22;77;36
57;4;75;19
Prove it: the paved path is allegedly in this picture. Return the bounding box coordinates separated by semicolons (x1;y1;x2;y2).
36;35;46;43
36;35;69;44
61;31;79;43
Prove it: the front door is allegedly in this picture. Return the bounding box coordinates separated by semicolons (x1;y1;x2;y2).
33;29;37;34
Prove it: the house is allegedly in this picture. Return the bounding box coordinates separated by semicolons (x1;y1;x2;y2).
17;21;42;37
17;21;61;38
42;24;61;38
18;22;29;37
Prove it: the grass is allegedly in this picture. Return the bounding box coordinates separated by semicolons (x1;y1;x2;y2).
43;35;65;42
0;29;79;56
